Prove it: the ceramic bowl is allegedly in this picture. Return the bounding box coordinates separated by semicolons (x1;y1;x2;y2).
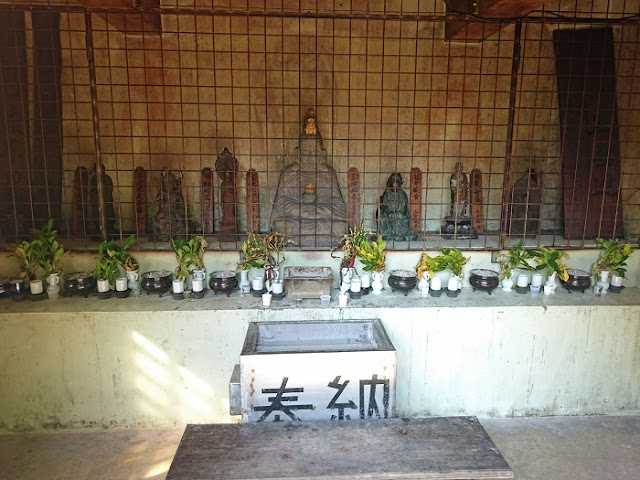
388;269;418;296
63;272;97;296
141;270;173;296
209;271;238;296
561;269;591;293
469;269;500;295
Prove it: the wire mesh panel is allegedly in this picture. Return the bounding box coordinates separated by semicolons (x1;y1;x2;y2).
0;0;638;252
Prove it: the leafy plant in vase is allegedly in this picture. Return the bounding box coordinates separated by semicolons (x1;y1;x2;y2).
30;219;66;299
592;238;635;292
186;235;208;296
238;231;293;293
332;223;373;285
171;238;192;299
94;234;138;297
10;239;39;287
496;240;534;291
355;234;386;294
528;246;569;294
441;248;470;297
415;252;448;296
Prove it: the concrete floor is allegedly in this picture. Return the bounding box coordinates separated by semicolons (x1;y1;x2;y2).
0;416;638;479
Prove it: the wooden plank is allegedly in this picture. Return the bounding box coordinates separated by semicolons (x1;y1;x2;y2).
201;168;214;235
347;167;360;228
445;0;548;42
410;167;422;232
470;168;484;234
134;167;147;236
246;168;259;233
166;417;513;480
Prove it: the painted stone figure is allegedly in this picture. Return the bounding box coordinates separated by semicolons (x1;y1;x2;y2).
270;108;347;247
87;162;116;237
450;161;469;219
216;147;239;242
378;173;417;241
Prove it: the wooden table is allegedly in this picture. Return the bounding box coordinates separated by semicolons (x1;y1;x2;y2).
166;417;514;479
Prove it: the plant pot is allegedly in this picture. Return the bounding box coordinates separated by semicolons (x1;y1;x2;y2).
239;270;251;294
371;271;384;294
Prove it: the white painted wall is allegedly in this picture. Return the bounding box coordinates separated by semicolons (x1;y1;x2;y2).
1;288;639;432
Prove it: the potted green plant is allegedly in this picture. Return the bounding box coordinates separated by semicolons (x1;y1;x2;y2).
332;223;373;272
415;252;448;281
10;239;39;286
496;240;534;290
171;238;191;295
592;238;635;278
528;246;569;294
355;234;386;294
238;231;293;292
31;219;66;280
94;234;137;288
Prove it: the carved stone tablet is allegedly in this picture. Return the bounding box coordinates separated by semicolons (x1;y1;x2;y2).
216;148;239;242
134;167;147;236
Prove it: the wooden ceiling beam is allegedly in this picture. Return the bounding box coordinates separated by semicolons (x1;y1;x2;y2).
445;0;548;42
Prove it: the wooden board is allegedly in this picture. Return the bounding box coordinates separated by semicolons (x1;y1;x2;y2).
553;28;624;239
166;417;513;480
410;167;422;232
348;167;360;228
470;168;484;235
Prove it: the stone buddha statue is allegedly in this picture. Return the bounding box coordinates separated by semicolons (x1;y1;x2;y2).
270;108;347;247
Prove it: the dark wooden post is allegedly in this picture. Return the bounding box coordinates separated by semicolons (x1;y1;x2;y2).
470;168;484;235
201;167;214;235
347;167;360;228
410;167;422;232
133;167;147;236
246;169;259;233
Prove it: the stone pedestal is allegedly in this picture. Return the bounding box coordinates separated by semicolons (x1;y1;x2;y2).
441;216;478;239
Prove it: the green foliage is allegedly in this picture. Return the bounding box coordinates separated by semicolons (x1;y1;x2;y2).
355;235;386;272
415;248;470;279
30;219;66;278
10;240;39;283
171;235;209;280
592;238;635;278
496;240;534;280
237;231;293;271
94;234;138;286
528;246;569;282
331;223;374;271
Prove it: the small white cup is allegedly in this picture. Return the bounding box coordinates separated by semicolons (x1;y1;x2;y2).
172;279;185;294
516;274;529;288
96;278;110;293
350;278;362;293
30;279;43;295
320;294;331;308
361;274;371;289
115;277;128;292
610;274;623;287
338;293;348;308
252;276;265;291
272;280;284;294
262;293;272;306
531;273;543;287
430;277;442;291
192;278;204;293
530;285;541;296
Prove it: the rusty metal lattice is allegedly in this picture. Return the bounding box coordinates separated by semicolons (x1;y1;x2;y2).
0;0;638;252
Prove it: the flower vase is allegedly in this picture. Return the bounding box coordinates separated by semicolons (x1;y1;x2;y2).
371;271;384;294
239;270;251;294
598;270;610;294
126;269;140;296
46;272;61;300
544;271;557;295
501;271;514;292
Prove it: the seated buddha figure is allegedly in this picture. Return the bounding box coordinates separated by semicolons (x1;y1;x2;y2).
270;108;347;248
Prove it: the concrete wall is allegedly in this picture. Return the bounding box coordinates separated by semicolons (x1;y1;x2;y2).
1;290;639;432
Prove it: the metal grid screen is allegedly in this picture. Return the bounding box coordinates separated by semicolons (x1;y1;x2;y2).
0;0;639;251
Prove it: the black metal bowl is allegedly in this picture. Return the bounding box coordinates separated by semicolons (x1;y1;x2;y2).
0;277;12;298
209;271;238;296
469;269;500;295
63;272;97;297
141;270;173;296
388;269;418;296
561;269;591;293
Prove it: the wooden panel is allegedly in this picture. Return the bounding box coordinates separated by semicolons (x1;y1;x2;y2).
246;169;259;233
166;418;514;480
347;167;360;228
133;167;147;235
446;0;548;42
201;168;214;235
82;0;162;34
553;28;624;239
470;168;484;234
410;167;422;231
